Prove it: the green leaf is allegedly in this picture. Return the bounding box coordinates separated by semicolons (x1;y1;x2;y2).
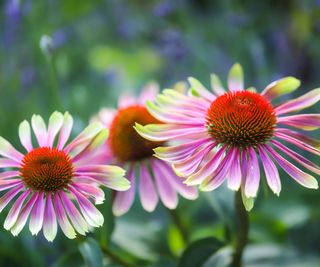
178;237;225;267
79;238;103;267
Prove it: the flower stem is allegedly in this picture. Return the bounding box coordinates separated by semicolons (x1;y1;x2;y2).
168;208;189;244
232;190;249;267
101;245;137;267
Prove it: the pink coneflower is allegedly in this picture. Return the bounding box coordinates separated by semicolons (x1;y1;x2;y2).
135;64;320;210
93;83;198;216
0;111;129;241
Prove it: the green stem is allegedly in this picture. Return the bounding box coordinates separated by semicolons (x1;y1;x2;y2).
232;190;249;267
168;208;189;244
101;245;137;267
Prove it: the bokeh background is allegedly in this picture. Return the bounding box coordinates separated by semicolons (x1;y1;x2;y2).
1;0;320;266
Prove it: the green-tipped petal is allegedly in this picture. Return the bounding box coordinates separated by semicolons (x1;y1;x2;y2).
261;77;300;101
228;63;244;91
210;74;226;95
241;188;254;211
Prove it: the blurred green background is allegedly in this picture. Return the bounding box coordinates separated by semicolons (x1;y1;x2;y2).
1;0;320;266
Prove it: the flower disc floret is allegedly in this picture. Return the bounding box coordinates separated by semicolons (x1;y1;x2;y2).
20;147;73;192
206;91;277;147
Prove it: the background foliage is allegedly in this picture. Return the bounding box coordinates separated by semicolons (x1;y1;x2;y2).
1;0;320;266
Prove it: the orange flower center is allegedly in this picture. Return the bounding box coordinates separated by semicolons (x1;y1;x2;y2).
20;147;74;192
206;91;276;147
109;105;163;162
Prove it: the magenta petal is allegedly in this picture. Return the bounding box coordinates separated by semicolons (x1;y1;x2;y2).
43;193;57;242
271;140;320;175
29;192;45;235
277;114;320;131
10;192;38;236
0;180;23;192
244;147;260;198
0;171;19;180
258;145;281;195
228;147;242;191
54;193;76;239
112;166;136;216
152;160;178;209
276;128;320;148
0;184;24;212
71;183;105;205
59;191;88;235
0;158;21;168
139;163;158;212
4;189;31;230
264;145;318;189
157;160;198;200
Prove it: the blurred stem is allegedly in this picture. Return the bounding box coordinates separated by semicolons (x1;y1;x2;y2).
101;245;137;267
232;190;249;267
168;208;189;244
45;54;62;111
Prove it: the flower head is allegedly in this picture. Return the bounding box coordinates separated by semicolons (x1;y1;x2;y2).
136;64;320;210
0;111;129;241
93;82;198;216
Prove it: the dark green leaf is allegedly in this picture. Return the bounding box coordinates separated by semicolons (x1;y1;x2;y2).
178;237;225;267
79;238;103;267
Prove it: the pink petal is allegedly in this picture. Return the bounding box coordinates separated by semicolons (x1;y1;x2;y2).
10;192;38;236
70;183;105;205
152;160;178;209
19;120;33;152
244;147;260;198
112;166;136;216
275;88;320;115
59;191;88;235
276;128;320;148
0;158;21;168
43;193;57;242
0;171;19;180
188;77;216;102
264;145;318;189
57;112;73;150
70;187;104;227
139;82;159;104
31;114;47;147
271;140;320;175
29;192;45;235
97;108;116;128
257;145;281;195
227;147;242;191
274;132;320;156
47;111;64;147
118;93;137;108
0;137;23;162
139;162;158;212
0;184;24;212
4;189;31;230
0;180;23;191
277;114;320;131
54;193;76;239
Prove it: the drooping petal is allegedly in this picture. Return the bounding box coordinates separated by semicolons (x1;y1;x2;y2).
70;183;105;205
185;145;227;185
29;192;45;235
43;193;58;242
264;145;318;189
257;145;281;195
70;188;104;227
0;158;21;168
227;147;242;191
188;77;216;102
244;147;260;198
157;160;198;200
200;148;235;191
4;189;31;230
54;193;76;239
275;88;320;115
276;128;320;148
210;73;226;96
112;166;135;216
271;140;320;175
261;77;300;101
0;137;23;162
139;163;158;212
59;191;88;235
228;63;244;91
0;184;24;212
152;160;178;209
47;111;64;147
0;180;23;192
57;112;74;150
19;120;33;152
274;132;320;156
31;114;47;147
277;114;320;131
172;143;216;177
10;192;38;236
